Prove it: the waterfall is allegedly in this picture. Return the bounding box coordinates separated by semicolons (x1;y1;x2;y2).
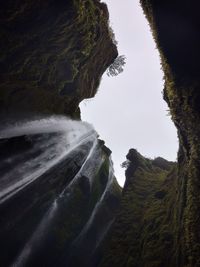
64;158;116;266
72;158;114;245
0;115;117;267
0;116;97;204
0;116;108;267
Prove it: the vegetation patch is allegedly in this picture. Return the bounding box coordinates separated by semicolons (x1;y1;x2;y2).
100;149;178;267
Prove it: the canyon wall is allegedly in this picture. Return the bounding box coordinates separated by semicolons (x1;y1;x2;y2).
1;1;200;266
100;1;200;266
0;1;121;266
141;1;200;266
0;0;117;117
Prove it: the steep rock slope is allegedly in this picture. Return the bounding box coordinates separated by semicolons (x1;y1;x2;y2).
0;1;121;266
101;1;200;267
140;1;200;266
100;149;177;267
0;0;117;116
0;118;121;267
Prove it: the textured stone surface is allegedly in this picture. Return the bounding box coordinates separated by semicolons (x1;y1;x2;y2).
0;0;117;116
101;1;200;266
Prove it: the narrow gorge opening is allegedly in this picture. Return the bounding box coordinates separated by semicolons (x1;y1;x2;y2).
1;1;200;266
80;0;178;186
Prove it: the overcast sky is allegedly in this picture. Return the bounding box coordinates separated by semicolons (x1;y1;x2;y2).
80;0;178;186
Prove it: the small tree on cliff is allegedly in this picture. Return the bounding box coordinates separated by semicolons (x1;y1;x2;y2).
107;55;126;77
121;159;131;169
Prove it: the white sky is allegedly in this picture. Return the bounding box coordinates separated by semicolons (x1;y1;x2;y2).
80;0;178;186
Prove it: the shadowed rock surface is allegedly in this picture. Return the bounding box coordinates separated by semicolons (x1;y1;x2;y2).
0;0;117;116
1;0;200;266
0;1;121;266
99;149;177;267
140;1;200;266
0;118;121;267
99;1;200;267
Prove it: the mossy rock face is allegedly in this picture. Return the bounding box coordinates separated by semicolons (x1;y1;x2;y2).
99;149;177;267
139;1;200;266
0;2;120;266
100;1;200;266
0;0;117;117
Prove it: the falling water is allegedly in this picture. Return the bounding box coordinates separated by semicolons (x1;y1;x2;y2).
64;158;116;266
0;116;97;204
14;200;58;267
13;142;104;266
0;116;108;267
0;116;116;267
72;158;114;245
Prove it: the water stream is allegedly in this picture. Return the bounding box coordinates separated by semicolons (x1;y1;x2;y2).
0;116;114;266
0;116;97;204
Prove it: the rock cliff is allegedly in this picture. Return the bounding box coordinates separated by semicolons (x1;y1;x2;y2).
100;149;177;267
1;1;200;266
100;1;200;266
140;1;200;266
0;1;121;266
0;123;121;266
0;0;117;116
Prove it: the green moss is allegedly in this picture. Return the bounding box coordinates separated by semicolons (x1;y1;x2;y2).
134;2;200;266
0;0;118;116
100;152;178;267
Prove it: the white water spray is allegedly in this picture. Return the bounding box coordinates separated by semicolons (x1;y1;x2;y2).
5;116;104;267
0;116;97;204
13;140;102;267
72;158;115;246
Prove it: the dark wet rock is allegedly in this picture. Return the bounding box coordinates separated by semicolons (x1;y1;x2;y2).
0;0;117;117
100;1;200;267
99;150;177;267
0;132;121;267
0;1;121;266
